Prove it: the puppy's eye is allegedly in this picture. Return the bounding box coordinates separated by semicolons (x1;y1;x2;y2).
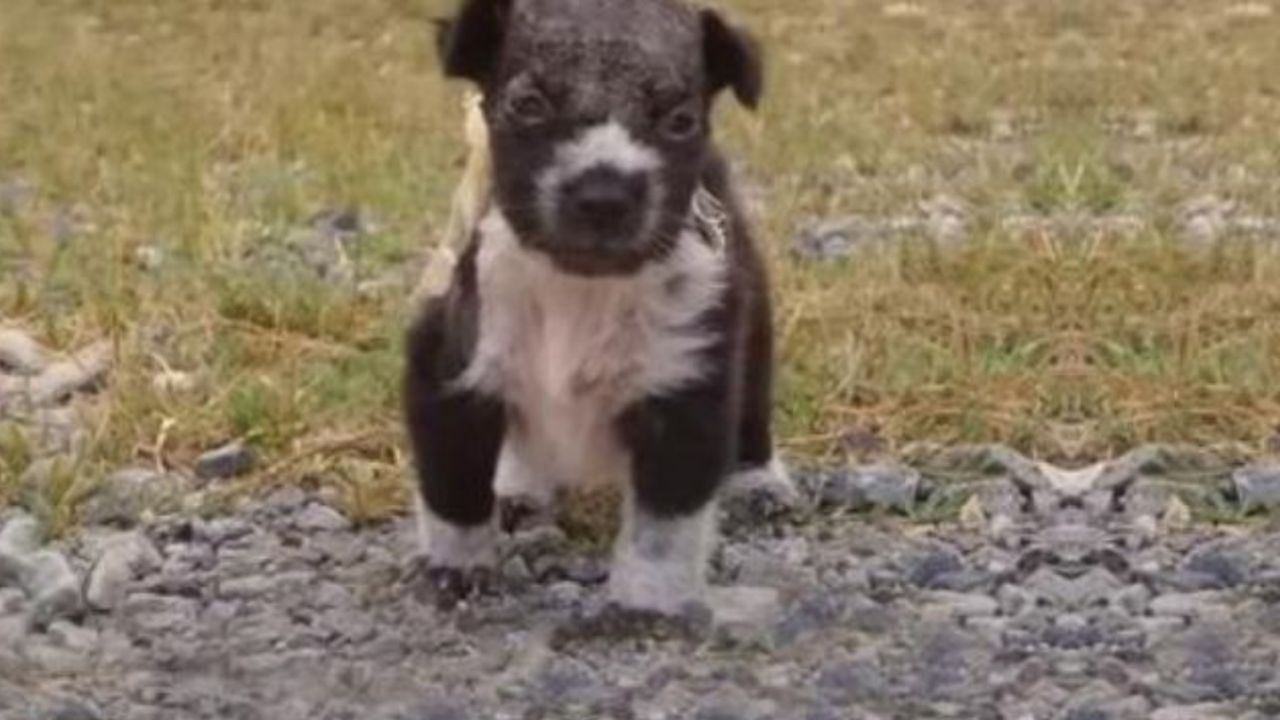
660;104;701;141
506;90;552;126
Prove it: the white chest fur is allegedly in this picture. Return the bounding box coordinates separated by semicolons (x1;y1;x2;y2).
457;210;726;489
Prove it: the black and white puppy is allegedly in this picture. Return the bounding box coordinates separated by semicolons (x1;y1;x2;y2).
405;0;785;615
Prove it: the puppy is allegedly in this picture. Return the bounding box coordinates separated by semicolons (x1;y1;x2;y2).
405;0;785;616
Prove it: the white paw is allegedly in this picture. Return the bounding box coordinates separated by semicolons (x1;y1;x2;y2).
413;493;497;570
608;498;714;615
722;457;802;523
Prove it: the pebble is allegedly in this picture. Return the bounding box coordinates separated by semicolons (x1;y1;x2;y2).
818;465;920;512
81;468;188;528
85;531;163;611
294;503;352;533
25;550;83;627
1233;465;1280;512
194;441;257;481
0;328;49;375
0;513;43;584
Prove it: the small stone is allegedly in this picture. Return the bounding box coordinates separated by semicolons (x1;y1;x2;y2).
80;467;187;528
1181;546;1251;589
264;486;308;514
294;503;352;533
0;329;49;375
196;517;255;548
546;581;584;606
1233;464;1280;512
818;658;889;707
1162;495;1193;531
150;370;195;395
0;513;43;584
957;495;986;531
194;441;256;481
819;465;920;512
46;620;100;653
904;548;965;588
1151;704;1233;720
123;593;199;633
1150;592;1228;619
774;591;848;646
132;245;164;271
25;550;83;627
925;591;999;619
85;531;163;611
710;585;782;627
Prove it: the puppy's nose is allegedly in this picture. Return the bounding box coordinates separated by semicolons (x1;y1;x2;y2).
565;169;648;234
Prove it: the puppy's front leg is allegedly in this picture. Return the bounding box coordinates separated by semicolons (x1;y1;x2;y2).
611;377;734;615
403;298;504;605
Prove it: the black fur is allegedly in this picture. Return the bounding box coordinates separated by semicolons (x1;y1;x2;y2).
403;245;505;527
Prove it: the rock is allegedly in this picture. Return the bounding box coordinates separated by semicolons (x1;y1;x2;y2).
387;698;473;720
194;441;256;481
25;550;83;627
1233;465;1280;512
693;686;776;720
817;658;890;707
924;591;999;619
150;370;195;394
196;516;255;546
123;593;199;634
0;341;112;408
1150;592;1230;620
1181;547;1251;589
1151;706;1233;720
792;217;881;262
80;467;188;527
709;585;782;637
44;698;107;720
0;328;49;375
46;620;100;653
819;465;920;512
774;591;848;646
0;513;43;584
294;503;352;533
85;531;163;611
903;548;964;588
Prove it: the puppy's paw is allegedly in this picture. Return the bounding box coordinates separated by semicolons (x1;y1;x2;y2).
721;457;803;527
406;558;497;611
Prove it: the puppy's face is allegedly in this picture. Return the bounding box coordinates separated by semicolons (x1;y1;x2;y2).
438;0;762;275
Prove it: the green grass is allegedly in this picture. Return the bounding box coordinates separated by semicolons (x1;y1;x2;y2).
2;0;1279;519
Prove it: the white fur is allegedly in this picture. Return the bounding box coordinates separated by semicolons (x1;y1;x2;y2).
728;456;795;497
414;493;497;568
553;120;662;177
608;487;715;613
458;208;726;492
536;121;665;237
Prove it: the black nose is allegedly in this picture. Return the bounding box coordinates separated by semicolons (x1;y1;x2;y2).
565;169;648;234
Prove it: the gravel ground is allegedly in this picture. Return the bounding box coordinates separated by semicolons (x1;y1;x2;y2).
2;446;1279;720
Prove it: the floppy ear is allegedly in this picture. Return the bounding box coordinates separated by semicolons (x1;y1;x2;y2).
436;0;511;83
700;9;763;109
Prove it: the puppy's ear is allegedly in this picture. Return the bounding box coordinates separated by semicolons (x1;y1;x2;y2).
700;9;763;109
436;0;511;83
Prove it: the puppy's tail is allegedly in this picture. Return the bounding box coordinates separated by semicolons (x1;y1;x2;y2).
413;91;491;303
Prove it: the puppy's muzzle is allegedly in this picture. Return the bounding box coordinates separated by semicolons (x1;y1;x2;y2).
560;167;650;246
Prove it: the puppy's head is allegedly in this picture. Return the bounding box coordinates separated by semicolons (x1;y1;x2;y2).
437;0;762;275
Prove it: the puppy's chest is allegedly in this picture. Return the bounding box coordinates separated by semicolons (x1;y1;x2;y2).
460;213;725;422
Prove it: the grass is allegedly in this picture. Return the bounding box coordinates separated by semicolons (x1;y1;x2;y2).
1;0;1279;520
